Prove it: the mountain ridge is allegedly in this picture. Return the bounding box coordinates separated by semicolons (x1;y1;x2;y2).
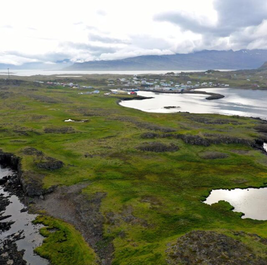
67;49;267;71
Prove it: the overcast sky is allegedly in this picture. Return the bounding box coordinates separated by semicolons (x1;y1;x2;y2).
1;0;267;65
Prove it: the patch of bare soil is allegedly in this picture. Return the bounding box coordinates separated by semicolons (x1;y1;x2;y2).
34;183;114;265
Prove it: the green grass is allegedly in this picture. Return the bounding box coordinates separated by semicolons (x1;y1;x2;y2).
34;215;98;264
1;79;267;264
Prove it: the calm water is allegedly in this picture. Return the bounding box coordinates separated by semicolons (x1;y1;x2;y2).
204;188;267;220
120;88;267;120
0;69;232;77
0;166;49;265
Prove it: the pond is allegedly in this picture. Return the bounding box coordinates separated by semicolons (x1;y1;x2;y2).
204;188;267;220
119;88;267;120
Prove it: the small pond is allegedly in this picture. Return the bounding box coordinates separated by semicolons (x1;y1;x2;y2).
204;187;267;220
64;118;88;123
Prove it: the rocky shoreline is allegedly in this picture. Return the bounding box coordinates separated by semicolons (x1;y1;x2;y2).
0;164;28;264
0;152;48;265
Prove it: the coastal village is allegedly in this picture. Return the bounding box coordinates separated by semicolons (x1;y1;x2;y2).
35;71;233;95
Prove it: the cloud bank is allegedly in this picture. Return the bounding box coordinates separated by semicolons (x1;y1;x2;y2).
0;0;266;65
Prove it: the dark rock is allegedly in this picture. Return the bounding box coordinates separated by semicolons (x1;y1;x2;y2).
20;208;28;213
0;177;7;185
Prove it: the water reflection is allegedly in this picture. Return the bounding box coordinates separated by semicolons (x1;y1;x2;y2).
120;88;267;120
204;188;267;220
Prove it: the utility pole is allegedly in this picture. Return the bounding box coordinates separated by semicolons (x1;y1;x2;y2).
7;68;10;80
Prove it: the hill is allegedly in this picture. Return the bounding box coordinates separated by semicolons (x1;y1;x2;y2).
258;61;267;71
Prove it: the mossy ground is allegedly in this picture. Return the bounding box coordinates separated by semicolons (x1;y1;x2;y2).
1;78;267;264
34;215;98;265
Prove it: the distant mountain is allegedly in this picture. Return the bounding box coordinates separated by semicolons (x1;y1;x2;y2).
0;60;72;71
0;63;15;70
67;49;267;71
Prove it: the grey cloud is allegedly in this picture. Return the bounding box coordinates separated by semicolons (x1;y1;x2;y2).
155;12;213;34
155;0;267;37
214;0;267;29
229;20;267;49
154;0;267;51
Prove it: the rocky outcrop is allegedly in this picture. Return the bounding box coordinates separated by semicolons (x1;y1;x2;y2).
140;132;159;139
0;237;26;265
0;150;20;171
188;116;241;125
44;127;75;134
199;151;228;159
0;149;57;197
20;171;56;197
139;133;264;150
36;157;63;171
166;230;267;265
137;142;179;152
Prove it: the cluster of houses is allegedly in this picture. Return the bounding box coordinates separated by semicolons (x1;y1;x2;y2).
35;80;93;89
35;73;232;96
107;75;230;92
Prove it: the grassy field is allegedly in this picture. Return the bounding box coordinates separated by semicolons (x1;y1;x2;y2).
1;77;267;264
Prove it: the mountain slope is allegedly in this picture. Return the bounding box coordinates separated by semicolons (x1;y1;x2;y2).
67;49;267;71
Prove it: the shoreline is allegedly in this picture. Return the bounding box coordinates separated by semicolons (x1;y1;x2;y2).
138;89;225;100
